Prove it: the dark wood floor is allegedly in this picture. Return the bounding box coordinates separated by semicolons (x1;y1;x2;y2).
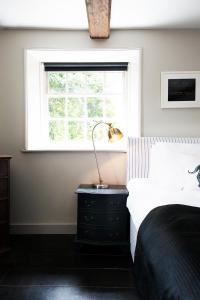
0;235;140;300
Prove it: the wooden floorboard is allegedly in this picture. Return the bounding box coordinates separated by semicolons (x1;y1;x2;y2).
0;235;140;299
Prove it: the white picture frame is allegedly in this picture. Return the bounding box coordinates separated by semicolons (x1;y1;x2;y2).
161;71;200;108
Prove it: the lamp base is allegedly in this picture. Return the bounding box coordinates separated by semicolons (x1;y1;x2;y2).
93;183;109;189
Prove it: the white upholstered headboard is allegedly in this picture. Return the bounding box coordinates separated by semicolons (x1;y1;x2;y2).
127;137;200;181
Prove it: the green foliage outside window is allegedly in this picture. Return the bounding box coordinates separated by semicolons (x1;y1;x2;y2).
47;71;123;142
87;121;107;140
87;97;103;118
67;72;103;94
68;121;84;140
49;98;65;117
49;121;64;141
67;97;84;118
105;98;117;117
48;72;66;93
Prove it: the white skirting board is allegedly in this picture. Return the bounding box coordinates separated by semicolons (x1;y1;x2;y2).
10;223;77;234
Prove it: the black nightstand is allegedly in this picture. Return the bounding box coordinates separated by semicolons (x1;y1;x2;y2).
75;184;129;246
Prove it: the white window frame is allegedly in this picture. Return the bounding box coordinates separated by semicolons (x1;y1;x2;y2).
24;49;142;151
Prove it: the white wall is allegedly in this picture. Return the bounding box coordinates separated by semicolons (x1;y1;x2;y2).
0;29;200;233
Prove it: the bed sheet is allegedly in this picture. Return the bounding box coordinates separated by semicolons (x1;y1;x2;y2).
127;178;200;259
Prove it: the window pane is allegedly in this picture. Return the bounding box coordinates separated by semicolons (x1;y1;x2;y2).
49;121;65;141
105;97;119;117
104;72;123;93
68;121;84;140
67;72;103;94
85;72;103;94
67;97;84;118
49;97;65;117
87;121;108;140
67;72;86;94
87;97;103;118
48;72;66;94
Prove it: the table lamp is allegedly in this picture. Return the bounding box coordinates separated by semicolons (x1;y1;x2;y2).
92;121;123;189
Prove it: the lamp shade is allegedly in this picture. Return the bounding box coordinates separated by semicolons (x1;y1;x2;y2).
108;125;123;143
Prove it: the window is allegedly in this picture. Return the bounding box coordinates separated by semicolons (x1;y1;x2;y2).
44;63;127;149
25;50;141;151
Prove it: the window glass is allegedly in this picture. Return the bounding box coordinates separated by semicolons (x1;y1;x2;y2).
46;71;126;146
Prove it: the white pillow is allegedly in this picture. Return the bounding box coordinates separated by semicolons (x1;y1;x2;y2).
151;142;200;155
149;143;200;190
149;146;184;189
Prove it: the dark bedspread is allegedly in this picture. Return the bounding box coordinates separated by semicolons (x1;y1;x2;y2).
134;204;200;300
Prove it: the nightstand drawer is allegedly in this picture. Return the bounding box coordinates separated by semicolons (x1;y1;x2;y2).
78;194;127;211
78;211;128;226
77;224;128;243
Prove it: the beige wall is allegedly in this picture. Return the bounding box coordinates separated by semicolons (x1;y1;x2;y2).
0;29;200;233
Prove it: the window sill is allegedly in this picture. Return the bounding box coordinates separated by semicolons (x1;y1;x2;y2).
21;148;127;153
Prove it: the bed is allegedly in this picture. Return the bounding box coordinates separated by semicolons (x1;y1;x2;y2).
127;137;200;299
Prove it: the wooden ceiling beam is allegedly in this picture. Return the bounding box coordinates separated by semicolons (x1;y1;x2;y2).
85;0;111;39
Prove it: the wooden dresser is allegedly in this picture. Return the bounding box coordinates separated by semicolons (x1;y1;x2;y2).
0;156;12;254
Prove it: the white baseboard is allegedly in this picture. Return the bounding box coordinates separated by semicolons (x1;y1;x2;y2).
10;223;77;234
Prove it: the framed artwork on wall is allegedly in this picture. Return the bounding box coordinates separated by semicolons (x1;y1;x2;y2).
161;71;200;108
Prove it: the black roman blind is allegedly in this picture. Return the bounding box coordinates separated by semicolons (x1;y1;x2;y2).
44;62;128;72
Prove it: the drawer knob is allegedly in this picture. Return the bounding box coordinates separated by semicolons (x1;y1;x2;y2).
109;232;119;239
109;216;120;222
83;200;96;207
84;215;89;221
83;215;94;222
